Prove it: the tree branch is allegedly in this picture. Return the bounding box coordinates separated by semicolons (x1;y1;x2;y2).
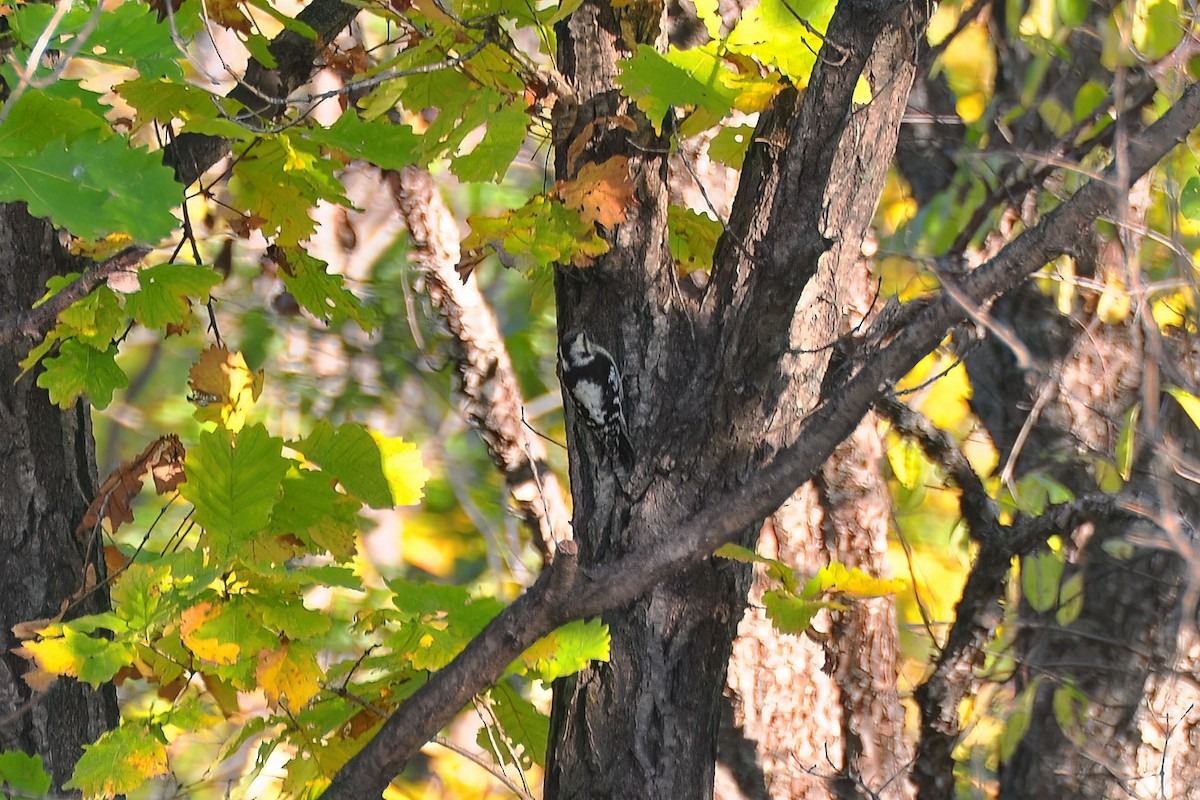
875;396;1002;541
164;0;361;186
318;74;1200;800
0;245;150;349
388;166;571;560
911;495;1147;800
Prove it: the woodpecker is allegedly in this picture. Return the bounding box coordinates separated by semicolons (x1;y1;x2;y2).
559;331;635;469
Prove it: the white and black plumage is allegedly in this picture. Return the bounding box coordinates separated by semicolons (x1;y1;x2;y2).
559;331;636;469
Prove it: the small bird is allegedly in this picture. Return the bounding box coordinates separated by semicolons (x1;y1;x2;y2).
559;331;636;469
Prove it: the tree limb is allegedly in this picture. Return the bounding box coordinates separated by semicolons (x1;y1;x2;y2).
388;166;571;560
318;70;1200;800
911;494;1148;800
0;245;150;349
876;396;1002;541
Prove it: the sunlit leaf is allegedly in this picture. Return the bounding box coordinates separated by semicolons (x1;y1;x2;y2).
65;724;168;797
180;424;289;556
295;421;428;509
519;619;610;682
37;340;128;409
0;134;179;242
1166;385;1200;428
187;346;265;432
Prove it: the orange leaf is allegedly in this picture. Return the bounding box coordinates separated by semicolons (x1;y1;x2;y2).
559;156;635;228
180;602;240;666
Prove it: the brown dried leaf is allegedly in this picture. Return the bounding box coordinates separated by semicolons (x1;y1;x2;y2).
78;435;187;538
559;156;635;228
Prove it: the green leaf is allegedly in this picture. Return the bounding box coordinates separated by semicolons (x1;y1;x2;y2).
57;285;126;349
228;134;348;246
37;340;128;409
462;195;609;274
1133;0;1184;61
451;101;531;183
617;44;742;134
708;124;754;169
12;2;184;79
273;248;375;329
726;0;836;86
303;111;420;170
1021;550;1064;613
1052;682;1089;744
1180;178;1200;221
294;421;428;509
66;724;168;796
1055;573;1085;625
999;708;1031;763
23;620;134;686
0;92;108;157
0;751;52;796
1057;0;1090;26
668;206;721;273
1115;402;1140;480
762;589;829;635
479;683;549;769
1073;80;1107;122
520;619;610;682
124;263;221;329
180;424;290;558
269;469;361;558
258;595;332;640
1166;384;1200;427
0;133;179;242
116;78;253;140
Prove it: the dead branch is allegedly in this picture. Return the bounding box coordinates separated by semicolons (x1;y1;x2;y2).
388;166;571;560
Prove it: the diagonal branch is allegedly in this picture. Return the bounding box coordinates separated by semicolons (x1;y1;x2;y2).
0;245;150;349
318;72;1200;800
388;166;570;560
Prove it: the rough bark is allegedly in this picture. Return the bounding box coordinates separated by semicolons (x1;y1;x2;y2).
0;204;119;793
546;3;922;798
720;263;914;800
388;166;571;560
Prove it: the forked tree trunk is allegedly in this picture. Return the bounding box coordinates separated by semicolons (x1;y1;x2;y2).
545;3;924;797
0;203;118;793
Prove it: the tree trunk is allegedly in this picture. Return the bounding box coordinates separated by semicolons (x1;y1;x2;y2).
545;3;923;797
0;203;118;793
719;264;914;800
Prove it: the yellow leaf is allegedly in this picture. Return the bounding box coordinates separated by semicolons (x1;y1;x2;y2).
256;642;321;710
371;432;430;507
806;562;905;599
1096;277;1131;324
187;345;265;432
1167;385;1200;428
180;602;241;666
